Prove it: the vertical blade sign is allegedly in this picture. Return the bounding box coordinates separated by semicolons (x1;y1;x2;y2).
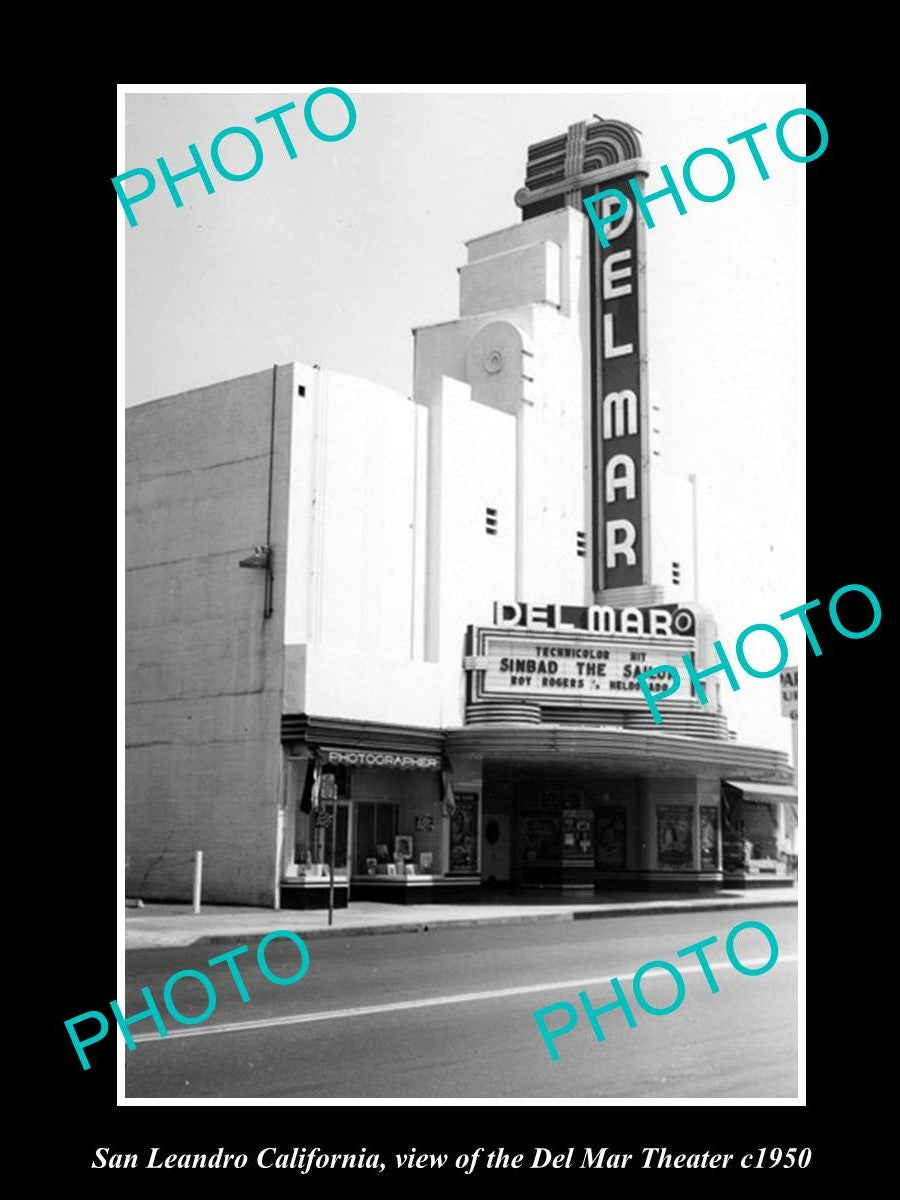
590;175;649;592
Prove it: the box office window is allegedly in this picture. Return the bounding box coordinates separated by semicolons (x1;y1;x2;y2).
354;802;399;875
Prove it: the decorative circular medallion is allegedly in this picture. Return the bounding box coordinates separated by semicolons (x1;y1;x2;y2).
484;349;504;375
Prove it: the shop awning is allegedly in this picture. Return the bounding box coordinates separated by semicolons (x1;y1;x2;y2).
723;780;798;805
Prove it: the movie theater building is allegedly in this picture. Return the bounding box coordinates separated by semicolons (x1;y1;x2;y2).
125;118;796;908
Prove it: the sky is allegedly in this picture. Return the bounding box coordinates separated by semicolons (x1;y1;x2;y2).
120;83;806;757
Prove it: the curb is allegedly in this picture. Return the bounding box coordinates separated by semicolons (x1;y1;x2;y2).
126;895;798;951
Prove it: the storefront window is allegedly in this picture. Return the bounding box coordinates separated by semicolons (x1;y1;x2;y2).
741;803;779;862
721;790;744;871
353;802;399;875
295;802;351;871
320;802;350;870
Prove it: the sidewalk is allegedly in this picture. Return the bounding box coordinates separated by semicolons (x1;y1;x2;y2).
125;887;798;950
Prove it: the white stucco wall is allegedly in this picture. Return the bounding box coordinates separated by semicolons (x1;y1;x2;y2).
282;364;436;726
414;202;596;719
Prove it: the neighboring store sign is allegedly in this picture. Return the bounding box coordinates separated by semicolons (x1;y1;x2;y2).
466;626;694;706
780;665;798;721
493;600;695;639
323;749;441;770
590;174;649;591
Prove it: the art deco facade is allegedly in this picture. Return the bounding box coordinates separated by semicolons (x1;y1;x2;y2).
125;120;795;907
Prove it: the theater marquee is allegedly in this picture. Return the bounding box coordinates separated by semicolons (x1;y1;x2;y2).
465;625;695;708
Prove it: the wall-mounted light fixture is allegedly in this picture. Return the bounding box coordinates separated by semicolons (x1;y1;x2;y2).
239;545;274;618
239;545;271;570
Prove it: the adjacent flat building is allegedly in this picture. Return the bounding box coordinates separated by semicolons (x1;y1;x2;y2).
125;119;796;908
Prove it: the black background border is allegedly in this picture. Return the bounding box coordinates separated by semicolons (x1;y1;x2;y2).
38;76;876;1177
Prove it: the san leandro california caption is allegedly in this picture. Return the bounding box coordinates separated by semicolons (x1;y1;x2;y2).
90;1145;813;1171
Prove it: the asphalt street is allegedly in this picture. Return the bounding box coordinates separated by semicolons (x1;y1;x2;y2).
123;906;798;1099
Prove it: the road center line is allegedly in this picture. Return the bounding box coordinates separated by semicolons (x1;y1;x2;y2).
130;953;798;1045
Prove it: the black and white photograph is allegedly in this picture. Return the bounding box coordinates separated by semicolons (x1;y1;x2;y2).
116;84;810;1107
60;77;883;1175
